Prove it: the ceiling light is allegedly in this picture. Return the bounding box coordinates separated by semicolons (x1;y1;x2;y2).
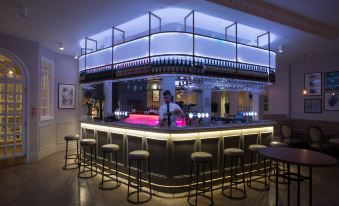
278;45;284;53
7;70;14;78
18;5;30;18
74;56;78;59
58;42;64;51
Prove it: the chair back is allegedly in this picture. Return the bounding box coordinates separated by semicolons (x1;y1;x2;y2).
308;126;322;143
281;124;292;139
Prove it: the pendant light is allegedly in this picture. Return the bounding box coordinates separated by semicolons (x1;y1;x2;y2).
302;54;307;96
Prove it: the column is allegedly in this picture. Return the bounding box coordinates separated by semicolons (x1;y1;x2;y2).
103;81;112;116
229;92;239;115
197;89;212;122
252;93;263;120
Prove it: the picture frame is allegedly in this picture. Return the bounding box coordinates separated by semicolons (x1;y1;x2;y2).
324;92;339;111
304;98;322;113
58;83;75;109
324;71;339;91
152;90;160;102
304;72;322;96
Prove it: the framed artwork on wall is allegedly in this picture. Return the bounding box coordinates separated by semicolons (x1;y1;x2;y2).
324;71;339;91
324;92;339;111
152;90;160;102
304;72;322;96
304;98;322;113
58;83;75;109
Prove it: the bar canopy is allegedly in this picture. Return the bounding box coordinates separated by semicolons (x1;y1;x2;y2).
79;7;277;85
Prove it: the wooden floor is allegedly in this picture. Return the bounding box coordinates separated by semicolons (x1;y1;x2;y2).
0;151;338;206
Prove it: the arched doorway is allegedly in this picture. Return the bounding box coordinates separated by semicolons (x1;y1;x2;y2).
0;54;25;160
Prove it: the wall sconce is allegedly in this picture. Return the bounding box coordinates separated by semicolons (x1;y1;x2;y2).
303;89;307;96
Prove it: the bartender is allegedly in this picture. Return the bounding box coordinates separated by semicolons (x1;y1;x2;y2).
159;90;185;127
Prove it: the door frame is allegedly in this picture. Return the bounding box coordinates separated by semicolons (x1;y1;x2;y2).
0;47;29;162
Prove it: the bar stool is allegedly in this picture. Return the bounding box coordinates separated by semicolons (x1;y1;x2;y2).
78;139;98;178
63;135;79;170
269;141;288;184
127;150;152;204
247;144;269;191
99;144;120;190
188;152;214;206
222;148;246;199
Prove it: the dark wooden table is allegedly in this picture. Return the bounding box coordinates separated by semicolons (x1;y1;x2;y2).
259;147;337;206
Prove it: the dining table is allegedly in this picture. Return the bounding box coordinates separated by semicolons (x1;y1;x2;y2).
259;147;337;206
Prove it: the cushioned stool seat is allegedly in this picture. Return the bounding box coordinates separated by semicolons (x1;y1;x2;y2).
129;150;149;160
191;152;213;162
80;139;96;146
78;139;97;178
63;134;80;170
99;144;120;190
224;148;245;157
102;144;119;152
249;144;266;152
270;141;288;147
65;135;79;141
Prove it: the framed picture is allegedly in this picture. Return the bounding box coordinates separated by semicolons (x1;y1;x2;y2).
324;92;339;111
324;71;339;91
304;98;322;113
304;72;322;96
152;90;160;102
58;84;75;109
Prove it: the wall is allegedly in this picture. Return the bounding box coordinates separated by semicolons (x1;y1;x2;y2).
268;51;339;122
38;44;79;159
0;33;79;162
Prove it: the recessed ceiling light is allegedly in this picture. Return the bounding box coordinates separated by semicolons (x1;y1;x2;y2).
74;56;78;59
58;42;64;51
278;45;284;53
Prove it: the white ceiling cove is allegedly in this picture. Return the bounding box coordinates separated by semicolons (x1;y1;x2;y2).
0;0;338;58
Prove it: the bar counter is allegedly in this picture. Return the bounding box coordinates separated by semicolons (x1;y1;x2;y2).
80;120;275;193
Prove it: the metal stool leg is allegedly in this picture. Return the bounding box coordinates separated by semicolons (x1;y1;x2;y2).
188;161;193;202
247;152;270;191
148;157;152;198
195;162;199;206
64;140;68;168
100;152;105;188
222;156;246;200
210;162;213;205
127;158;152;204
242;157;246;196
127;159;131;201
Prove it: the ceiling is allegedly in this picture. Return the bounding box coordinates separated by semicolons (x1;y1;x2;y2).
0;0;338;59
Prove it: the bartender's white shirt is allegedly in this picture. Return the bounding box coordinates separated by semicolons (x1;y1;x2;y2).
159;103;183;126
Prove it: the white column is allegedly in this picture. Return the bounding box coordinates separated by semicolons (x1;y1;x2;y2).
103;81;112;116
252;93;263;120
196;89;212;122
229;92;239;115
160;76;176;105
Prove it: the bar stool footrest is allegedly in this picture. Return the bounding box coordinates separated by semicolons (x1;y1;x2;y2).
187;194;214;206
222;187;246;200
127;190;152;204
